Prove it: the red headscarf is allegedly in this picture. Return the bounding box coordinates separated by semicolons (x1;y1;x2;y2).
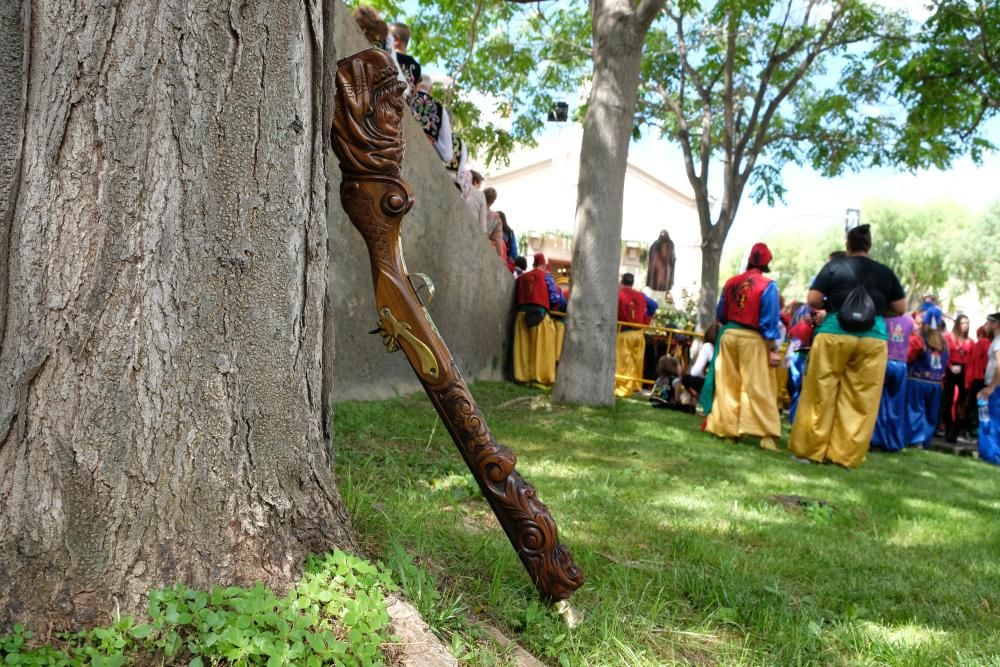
748;242;772;271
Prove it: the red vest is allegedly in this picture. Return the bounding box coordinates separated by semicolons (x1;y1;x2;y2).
617;287;647;325
516;268;550;308
721;269;771;329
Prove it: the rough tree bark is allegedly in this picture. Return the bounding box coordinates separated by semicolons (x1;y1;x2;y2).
0;0;355;632
552;0;664;406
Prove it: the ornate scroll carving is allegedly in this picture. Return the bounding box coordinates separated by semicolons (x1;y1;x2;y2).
428;364;584;601
331;48;583;602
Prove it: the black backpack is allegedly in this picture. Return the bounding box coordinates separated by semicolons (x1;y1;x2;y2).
837;260;877;332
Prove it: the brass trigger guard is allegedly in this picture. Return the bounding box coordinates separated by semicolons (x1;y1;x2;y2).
408;273;435;307
369;306;440;380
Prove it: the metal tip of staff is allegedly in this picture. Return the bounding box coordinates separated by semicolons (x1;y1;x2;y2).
554;600;583;628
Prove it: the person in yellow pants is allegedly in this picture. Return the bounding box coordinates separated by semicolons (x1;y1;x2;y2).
791;334;889;467
513;311;559;385
790;224;907;468
700;243;783;450
614;273;649;397
705;328;782;442
512;253;565;385
614;329;646;397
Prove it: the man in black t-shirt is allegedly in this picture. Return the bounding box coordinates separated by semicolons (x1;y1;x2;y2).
810;255;905;317
790;224;907;469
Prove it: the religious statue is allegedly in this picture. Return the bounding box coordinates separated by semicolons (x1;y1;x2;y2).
646;230;676;293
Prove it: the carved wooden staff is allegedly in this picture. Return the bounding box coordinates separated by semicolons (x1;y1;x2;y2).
331;48;583;609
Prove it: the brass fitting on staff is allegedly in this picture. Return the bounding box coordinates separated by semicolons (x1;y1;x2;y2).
555;600;583;629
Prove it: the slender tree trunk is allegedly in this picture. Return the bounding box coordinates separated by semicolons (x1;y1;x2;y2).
694;175;741;330
0;0;354;633
553;0;661;406
697;221;727;330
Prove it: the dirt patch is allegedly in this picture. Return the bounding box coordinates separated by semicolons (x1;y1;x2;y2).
768;494;832;514
460;503;501;533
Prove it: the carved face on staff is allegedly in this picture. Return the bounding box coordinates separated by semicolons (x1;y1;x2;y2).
369;64;406;138
333;48;407;176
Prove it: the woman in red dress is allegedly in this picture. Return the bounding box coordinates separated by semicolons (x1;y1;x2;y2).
941;314;973;442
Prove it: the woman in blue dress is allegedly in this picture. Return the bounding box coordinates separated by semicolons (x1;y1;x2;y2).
905;305;949;448
870;312;915;451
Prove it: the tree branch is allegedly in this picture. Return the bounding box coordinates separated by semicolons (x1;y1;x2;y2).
959;96;993;141
734;0;818;167
699;103;712;186
974;1;997;73
653;82;702;198
739;1;860;184
445;0;487;107
667;7;711;106
722;7;736;170
636;0;667;28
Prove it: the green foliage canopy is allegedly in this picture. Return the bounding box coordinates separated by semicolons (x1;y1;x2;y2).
351;0;997;176
864;199;968;307
891;0;1000;169
638;0;911;209
956;202;1000;307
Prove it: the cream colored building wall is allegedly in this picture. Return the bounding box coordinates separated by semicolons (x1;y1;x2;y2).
487;126;701;297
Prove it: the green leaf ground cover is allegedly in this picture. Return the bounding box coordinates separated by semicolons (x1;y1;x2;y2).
0;551;397;666
336;382;1000;666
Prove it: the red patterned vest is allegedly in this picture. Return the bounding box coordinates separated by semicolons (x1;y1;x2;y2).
516;268;550;309
720;269;770;330
617;287;647;325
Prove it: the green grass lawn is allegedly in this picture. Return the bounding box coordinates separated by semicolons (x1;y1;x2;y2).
334;382;1000;666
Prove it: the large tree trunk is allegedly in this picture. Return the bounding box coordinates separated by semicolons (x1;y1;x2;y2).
0;0;354;633
553;0;660;406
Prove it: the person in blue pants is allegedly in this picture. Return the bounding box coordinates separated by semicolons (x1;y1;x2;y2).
977;313;1000;465
871;312;915;452
785;309;821;424
905;305;949;448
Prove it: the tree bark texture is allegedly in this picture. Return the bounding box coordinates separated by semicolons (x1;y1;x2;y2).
553;0;661;406
0;0;354;632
